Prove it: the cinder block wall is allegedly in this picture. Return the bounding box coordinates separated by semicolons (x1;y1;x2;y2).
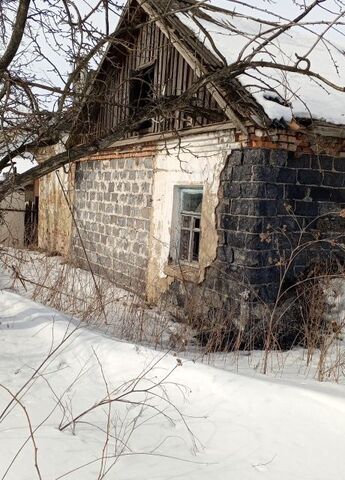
72;154;154;294
167;148;345;322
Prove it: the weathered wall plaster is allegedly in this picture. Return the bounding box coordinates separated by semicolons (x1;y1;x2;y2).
36;142;74;256
0;191;25;247
146;129;236;301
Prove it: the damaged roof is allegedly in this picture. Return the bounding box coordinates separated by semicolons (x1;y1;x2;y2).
85;0;345;131
169;0;345;126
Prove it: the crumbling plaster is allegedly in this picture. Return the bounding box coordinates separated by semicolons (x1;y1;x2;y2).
146;129;237;302
36;141;74;256
0;191;25;247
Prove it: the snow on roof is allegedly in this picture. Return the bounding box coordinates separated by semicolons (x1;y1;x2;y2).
177;0;345;125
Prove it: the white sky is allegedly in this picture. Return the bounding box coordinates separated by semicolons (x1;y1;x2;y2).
1;0;344;118
9;0;344;88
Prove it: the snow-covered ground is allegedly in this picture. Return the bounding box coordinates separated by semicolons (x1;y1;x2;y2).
1;284;345;478
1;246;345;383
0;247;183;349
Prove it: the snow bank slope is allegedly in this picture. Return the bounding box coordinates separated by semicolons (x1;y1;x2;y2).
1;290;345;479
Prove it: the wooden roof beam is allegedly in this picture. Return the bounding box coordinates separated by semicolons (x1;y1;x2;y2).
138;0;248;135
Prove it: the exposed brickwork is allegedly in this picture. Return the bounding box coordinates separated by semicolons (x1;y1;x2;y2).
235;127;345;156
80;144;157;162
72;155;154;294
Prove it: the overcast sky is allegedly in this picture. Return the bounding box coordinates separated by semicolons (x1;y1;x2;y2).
25;1;345;71
2;0;344;111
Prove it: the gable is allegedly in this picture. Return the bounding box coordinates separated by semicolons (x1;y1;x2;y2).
79;1;228;142
76;0;345;147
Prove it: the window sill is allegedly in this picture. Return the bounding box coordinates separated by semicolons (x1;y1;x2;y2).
164;262;201;283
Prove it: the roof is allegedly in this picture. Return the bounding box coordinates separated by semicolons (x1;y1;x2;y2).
82;0;345;133
175;0;345;126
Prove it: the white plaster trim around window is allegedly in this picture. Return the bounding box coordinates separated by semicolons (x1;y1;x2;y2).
146;129;236;302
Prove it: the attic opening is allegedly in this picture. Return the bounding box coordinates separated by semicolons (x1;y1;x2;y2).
129;61;155;131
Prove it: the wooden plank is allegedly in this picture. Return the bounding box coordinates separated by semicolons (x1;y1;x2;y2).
175;50;184;130
104;78;109;132
152;24;160;133
127;42;134;139
113;70;119;129
170;45;179;130
159;26;167;134
137;0;247;134
124;53;130;125
119;65;124;124
116;67;121;127
146;21;152;63
162;39;170;132
181;58;189;129
201;87;207;126
133;27;139;70
142;21;147;65
185;64;193;129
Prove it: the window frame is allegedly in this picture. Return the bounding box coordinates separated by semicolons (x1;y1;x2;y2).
170;186;203;265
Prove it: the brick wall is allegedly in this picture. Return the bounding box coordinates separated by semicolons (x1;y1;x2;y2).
166;148;345;326
235;126;345;156
72;155;154;294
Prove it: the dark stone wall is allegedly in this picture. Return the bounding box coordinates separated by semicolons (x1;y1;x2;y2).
166;148;345;325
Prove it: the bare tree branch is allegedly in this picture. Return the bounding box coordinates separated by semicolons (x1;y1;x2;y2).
0;0;31;73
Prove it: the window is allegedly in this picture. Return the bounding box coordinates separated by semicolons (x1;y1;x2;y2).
129;62;155;131
171;187;203;264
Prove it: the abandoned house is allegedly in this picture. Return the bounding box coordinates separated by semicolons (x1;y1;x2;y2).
36;0;345;324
